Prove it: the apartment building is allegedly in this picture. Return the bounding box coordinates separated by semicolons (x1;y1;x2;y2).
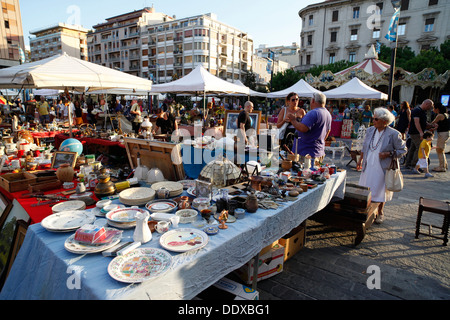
87;7;174;77
253;55;291;90
0;0;25;68
256;43;300;68
147;13;253;84
297;0;450;72
29;23;89;62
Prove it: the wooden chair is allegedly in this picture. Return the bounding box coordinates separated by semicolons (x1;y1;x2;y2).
345;145;361;167
415;197;450;246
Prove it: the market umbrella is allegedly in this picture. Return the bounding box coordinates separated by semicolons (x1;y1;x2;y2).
0;96;7;104
266;79;321;99
323;77;388;100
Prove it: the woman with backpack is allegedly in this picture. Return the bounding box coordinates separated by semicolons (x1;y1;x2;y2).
431;103;449;172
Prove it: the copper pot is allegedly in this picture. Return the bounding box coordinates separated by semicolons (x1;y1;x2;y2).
249;176;263;191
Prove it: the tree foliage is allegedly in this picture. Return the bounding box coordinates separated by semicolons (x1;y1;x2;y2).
271;69;303;92
307;60;357;77
378;41;450;74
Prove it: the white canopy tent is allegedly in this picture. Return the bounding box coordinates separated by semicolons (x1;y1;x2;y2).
150;65;250;95
323;77;388;100
0;53;153;135
0;53;153;93
150;65;251;113
266;79;322;99
231;80;267;98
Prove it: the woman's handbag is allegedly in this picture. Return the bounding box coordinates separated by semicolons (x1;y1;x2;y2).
277;107;289;140
385;156;403;192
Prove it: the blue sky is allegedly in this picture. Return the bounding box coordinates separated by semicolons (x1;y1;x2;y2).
19;0;314;49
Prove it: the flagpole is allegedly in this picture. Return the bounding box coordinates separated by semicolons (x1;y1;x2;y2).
387;1;402;105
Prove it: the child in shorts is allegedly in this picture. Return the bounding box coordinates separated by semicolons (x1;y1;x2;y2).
413;131;435;178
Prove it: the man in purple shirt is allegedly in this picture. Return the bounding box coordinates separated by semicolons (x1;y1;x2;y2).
287;92;331;165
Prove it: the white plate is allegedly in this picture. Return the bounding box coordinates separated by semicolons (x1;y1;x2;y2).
119;187;155;206
52;201;86;214
108;248;173;284
106;207;148;224
159;228;209;253
41;210;95;232
64;228;122;254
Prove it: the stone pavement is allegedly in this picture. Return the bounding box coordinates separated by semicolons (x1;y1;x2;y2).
253;138;450;300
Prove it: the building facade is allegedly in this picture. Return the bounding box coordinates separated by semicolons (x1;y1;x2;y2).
147;13;253;84
29;23;89;62
87;7;174;77
0;0;25;68
252;55;291;90
256;43;300;68
298;0;450;72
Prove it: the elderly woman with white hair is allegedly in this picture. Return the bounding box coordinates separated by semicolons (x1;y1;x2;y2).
357;107;407;223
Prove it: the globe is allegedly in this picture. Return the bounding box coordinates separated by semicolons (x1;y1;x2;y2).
59;138;83;156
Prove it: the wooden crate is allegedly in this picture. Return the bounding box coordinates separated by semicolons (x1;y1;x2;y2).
0;172;37;193
123;138;185;182
342;183;372;209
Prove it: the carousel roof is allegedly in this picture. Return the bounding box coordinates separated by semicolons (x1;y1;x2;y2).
335;46;392;75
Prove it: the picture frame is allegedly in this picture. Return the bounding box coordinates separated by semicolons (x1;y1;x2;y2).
224;110;262;137
51;151;78;169
0;189;30;290
195;179;213;200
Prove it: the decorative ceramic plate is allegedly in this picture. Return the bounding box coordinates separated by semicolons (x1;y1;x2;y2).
159;228;209;253
64;228;122;254
41;210;96;232
106;220;136;229
52;201;86;214
106;207;148;224
145;199;178;214
176;209;198;224
177;180;196;190
108;248;173;284
119;187;156;206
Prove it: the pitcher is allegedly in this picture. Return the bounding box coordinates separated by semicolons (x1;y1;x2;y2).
133;211;152;244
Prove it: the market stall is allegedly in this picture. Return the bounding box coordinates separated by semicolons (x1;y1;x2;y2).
0;170;346;300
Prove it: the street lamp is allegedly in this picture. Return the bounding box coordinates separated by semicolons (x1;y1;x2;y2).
387;0;402;105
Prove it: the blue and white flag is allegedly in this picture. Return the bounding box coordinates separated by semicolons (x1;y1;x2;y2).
385;8;400;42
375;40;381;54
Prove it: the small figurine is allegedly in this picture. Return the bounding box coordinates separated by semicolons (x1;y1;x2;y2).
218;210;229;229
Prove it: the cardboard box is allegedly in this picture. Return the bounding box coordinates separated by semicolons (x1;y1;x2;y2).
278;223;306;262
235;243;285;285
195;277;259;300
0;172;37;193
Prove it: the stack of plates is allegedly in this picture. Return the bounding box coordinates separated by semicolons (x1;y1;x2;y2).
151;181;183;198
41;210;96;232
145;199;178;214
105;207;148;229
64;228;122;254
52;201;86;214
119;187;156;206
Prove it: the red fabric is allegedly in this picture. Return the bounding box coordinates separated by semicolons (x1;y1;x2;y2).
54;134;125;149
2;181;98;225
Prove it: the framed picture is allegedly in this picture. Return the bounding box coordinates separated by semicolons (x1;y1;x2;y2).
51;151;78;169
195;179;213;200
0;189;30;290
224;110;262;137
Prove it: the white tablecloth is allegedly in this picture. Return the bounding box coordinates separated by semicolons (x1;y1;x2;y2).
0;171;346;300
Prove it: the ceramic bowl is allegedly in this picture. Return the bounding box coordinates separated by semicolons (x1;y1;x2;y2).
145;199;178;214
176;209;198;224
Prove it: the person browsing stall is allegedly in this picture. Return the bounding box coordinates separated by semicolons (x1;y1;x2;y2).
287;92;331;167
277;92;306;147
404;99;435;170
356;108;407;223
152;107;178;135
237;101;254;145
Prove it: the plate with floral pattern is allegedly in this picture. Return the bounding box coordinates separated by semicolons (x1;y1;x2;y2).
108;248;173;284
